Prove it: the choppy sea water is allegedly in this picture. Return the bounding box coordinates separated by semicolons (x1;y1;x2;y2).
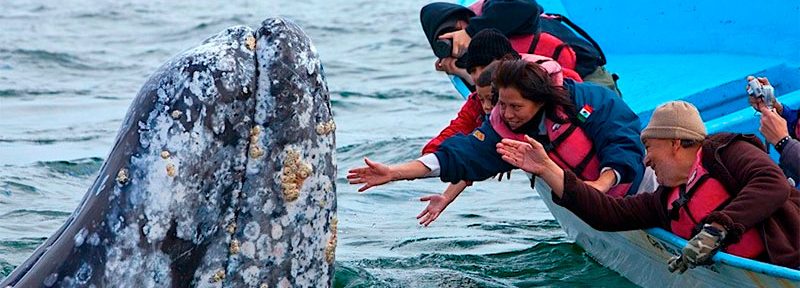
0;0;635;286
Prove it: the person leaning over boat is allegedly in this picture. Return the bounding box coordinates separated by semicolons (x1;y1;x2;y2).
495;100;800;270
416;35;581;226
348;59;647;203
747;76;800;186
422;29;581;155
420;1;618;93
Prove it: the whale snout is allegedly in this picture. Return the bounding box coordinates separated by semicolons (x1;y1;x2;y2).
1;17;336;288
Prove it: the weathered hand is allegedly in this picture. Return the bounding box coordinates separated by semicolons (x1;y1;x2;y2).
438;29;471;58
759;106;790;145
416;194;451;226
496;135;551;175
347;158;393;192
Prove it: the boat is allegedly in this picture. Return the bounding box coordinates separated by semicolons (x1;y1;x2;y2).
447;0;800;286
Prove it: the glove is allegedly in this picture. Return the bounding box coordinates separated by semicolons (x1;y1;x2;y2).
667;224;727;274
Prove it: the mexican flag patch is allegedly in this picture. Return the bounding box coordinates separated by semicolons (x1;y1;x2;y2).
578;104;593;122
472;130;485;141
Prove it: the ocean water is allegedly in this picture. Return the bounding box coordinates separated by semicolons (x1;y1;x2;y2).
0;0;635;287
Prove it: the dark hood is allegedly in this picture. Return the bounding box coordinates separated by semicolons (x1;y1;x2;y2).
420;2;475;51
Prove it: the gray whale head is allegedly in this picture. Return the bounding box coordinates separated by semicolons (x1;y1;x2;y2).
1;17;336;288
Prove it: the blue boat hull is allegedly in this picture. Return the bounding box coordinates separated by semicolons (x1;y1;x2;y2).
450;0;800;285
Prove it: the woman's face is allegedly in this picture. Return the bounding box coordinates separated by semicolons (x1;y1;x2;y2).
497;87;542;130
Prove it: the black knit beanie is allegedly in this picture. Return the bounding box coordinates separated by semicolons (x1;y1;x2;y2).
463;28;518;71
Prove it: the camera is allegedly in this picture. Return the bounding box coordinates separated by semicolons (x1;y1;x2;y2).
431;19;459;58
747;77;776;110
433;38;453;59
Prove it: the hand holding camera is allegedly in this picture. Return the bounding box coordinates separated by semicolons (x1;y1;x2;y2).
746;76;782;114
437;30;471;58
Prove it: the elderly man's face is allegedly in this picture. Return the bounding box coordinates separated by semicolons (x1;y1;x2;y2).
644;138;691;187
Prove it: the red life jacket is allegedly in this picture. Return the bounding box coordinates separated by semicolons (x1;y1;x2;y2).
468;1;607;77
666;149;765;259
509;32;578;73
489;106;630;197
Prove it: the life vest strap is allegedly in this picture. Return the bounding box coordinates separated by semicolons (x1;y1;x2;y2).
552;43;569;64
571;148;597;177
549;123;578;147
544;13;608;66
527;33;542;55
669;174;711;225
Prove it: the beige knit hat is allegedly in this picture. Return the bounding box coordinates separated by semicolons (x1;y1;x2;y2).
641;101;707;141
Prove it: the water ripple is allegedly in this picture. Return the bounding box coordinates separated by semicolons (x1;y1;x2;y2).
36;157;103;177
0;48;92;70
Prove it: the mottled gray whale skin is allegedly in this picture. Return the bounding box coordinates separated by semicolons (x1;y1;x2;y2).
1;17;336;288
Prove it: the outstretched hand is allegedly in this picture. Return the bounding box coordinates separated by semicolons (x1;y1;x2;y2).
417;194;451;227
496;135;551;175
347;158;393;192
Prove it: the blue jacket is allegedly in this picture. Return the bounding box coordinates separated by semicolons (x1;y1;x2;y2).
434;80;646;195
781;104;798;139
779;104;799;186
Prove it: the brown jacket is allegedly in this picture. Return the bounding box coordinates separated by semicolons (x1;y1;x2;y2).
553;133;800;268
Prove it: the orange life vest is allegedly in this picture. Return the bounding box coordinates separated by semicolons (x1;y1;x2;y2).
666;149;765;258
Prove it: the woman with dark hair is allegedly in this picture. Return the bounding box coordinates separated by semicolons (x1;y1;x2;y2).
348;59;648;222
416;52;581;226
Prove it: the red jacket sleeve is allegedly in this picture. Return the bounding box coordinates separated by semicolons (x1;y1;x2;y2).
422;93;485;155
